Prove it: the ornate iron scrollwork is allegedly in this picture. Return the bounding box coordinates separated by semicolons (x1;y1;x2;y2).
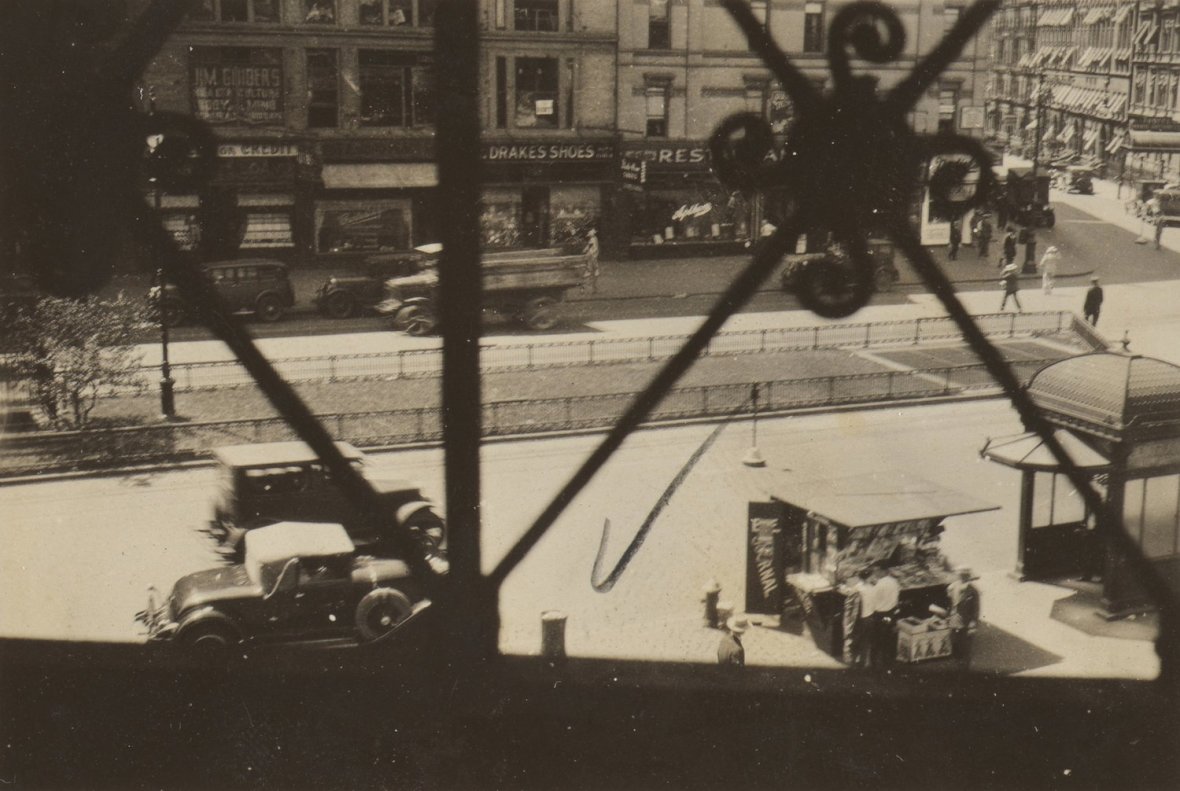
709;0;996;317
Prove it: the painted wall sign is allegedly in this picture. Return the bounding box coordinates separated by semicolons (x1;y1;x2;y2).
623;143;710;166
190;48;284;126
217;142;299;158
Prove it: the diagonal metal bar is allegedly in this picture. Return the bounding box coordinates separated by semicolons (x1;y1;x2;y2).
129;203;442;596
889;219;1177;676
721;0;822;113
489;220;802;588
888;0;999;111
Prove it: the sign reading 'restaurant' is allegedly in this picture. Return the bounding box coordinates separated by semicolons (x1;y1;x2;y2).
482;142;616;162
190;47;284;126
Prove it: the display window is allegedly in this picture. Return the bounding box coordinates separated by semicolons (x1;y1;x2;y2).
316;200;411;253
630;179;751;245
549;184;600;246
238;194;294;249
480;188;523;249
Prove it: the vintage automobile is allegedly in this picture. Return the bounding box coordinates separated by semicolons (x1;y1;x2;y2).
137;521;430;649
152;259;295;327
779;235;899;305
1064;166;1095;195
312;251;426;319
207;440;446;567
376;244;586;335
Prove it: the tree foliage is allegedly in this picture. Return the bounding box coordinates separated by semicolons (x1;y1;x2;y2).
9;294;147;428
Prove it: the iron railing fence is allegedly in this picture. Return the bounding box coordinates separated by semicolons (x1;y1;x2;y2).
1;356;1060;477
101;310;1078;393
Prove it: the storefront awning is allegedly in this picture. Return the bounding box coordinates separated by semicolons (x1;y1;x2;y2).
760;471;999;530
1112;4;1132;25
321;163;438;190
1129;130;1180;152
1107;131;1127;154
1083;127;1100;149
1059;125;1077;143
980;430;1111;472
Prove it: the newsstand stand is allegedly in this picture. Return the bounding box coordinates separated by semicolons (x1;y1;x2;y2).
744;471;997;665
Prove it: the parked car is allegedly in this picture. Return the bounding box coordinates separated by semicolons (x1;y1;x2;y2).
137;521;430;649
152;259;294;326
206;440;447;568
779;235;898;317
313;251;425;319
1064;166;1095;195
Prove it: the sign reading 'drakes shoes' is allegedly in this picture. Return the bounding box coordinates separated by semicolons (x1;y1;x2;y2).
481;142;616;162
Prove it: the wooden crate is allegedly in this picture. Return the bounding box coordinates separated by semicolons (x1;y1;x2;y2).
897;625;952;663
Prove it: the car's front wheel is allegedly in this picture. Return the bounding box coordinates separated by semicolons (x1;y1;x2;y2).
179;621;239;651
355;588;413;643
255;293;285;322
323;290;356;319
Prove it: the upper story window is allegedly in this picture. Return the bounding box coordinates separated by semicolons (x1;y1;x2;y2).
945;6;960;34
804;3;825;54
360;0;437;27
307;49;339;129
515;57;559;128
649;0;671;49
190;0;278;23
645;81;670;138
516;0;559;32
358;50;435;128
303;0;336;24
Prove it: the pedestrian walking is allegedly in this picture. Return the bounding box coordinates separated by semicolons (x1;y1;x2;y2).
1020;226;1037;273
996;197;1009;230
947;220;961;260
975;213;993;258
1001;230;1017;267
1154;214;1166;250
999;261;1022;312
1038;245;1060;295
1083;277;1104;326
947;568;981;671
717;616;747;668
583;228;600;294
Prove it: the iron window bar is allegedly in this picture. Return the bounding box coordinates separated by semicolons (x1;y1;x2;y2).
2;0;1176;684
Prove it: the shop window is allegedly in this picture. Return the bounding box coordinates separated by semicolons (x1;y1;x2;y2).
307;49;339;129
514;57;559;129
649;0;671;50
162;213;201;251
550;184;601;247
241;212;294;249
189;0;278;23
360;0;437;26
804;2;825;53
358;50;435;128
645;82;669;138
303;0;335;23
480;188;523;249
316;201;411;253
516;0;559;32
631;181;751;245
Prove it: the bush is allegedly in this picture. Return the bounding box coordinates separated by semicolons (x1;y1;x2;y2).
8;294;147;428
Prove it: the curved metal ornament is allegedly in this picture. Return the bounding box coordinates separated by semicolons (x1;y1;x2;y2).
710;0;999;317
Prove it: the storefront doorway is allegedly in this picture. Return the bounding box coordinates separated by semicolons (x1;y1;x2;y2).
521;186;550;248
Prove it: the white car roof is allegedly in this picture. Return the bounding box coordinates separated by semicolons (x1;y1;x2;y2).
245;521;356;566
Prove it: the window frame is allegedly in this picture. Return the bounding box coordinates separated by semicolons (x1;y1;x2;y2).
189;0;280;24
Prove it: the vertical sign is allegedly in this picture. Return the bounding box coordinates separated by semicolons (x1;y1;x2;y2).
746;501;786;614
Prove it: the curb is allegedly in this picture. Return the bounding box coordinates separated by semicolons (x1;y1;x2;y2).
0;389;1007;488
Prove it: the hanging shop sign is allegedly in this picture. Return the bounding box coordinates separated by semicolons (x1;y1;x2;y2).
481;141;616;162
190;47;284;126
621;158;646;191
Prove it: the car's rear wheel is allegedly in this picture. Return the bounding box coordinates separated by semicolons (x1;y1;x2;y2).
521;296;559;331
355;588;413;643
399;305;437;336
179;622;238;652
159;298;186;328
324;291;356;319
255;294;285;322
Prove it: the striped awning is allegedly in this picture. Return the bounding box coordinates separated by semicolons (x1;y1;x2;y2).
1083;127;1100;149
1106;131;1126;154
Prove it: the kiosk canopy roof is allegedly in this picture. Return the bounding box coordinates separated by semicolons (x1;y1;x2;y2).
761;470;998;530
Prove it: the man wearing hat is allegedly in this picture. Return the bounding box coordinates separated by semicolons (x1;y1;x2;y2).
948;568;981;670
717;616;747;667
1084;277;1104;326
583;227;600;294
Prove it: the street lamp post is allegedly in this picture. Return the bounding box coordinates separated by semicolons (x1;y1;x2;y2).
146;87;177;420
1031;78;1051;175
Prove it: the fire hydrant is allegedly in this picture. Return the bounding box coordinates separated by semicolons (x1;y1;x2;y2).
702;579;722;628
